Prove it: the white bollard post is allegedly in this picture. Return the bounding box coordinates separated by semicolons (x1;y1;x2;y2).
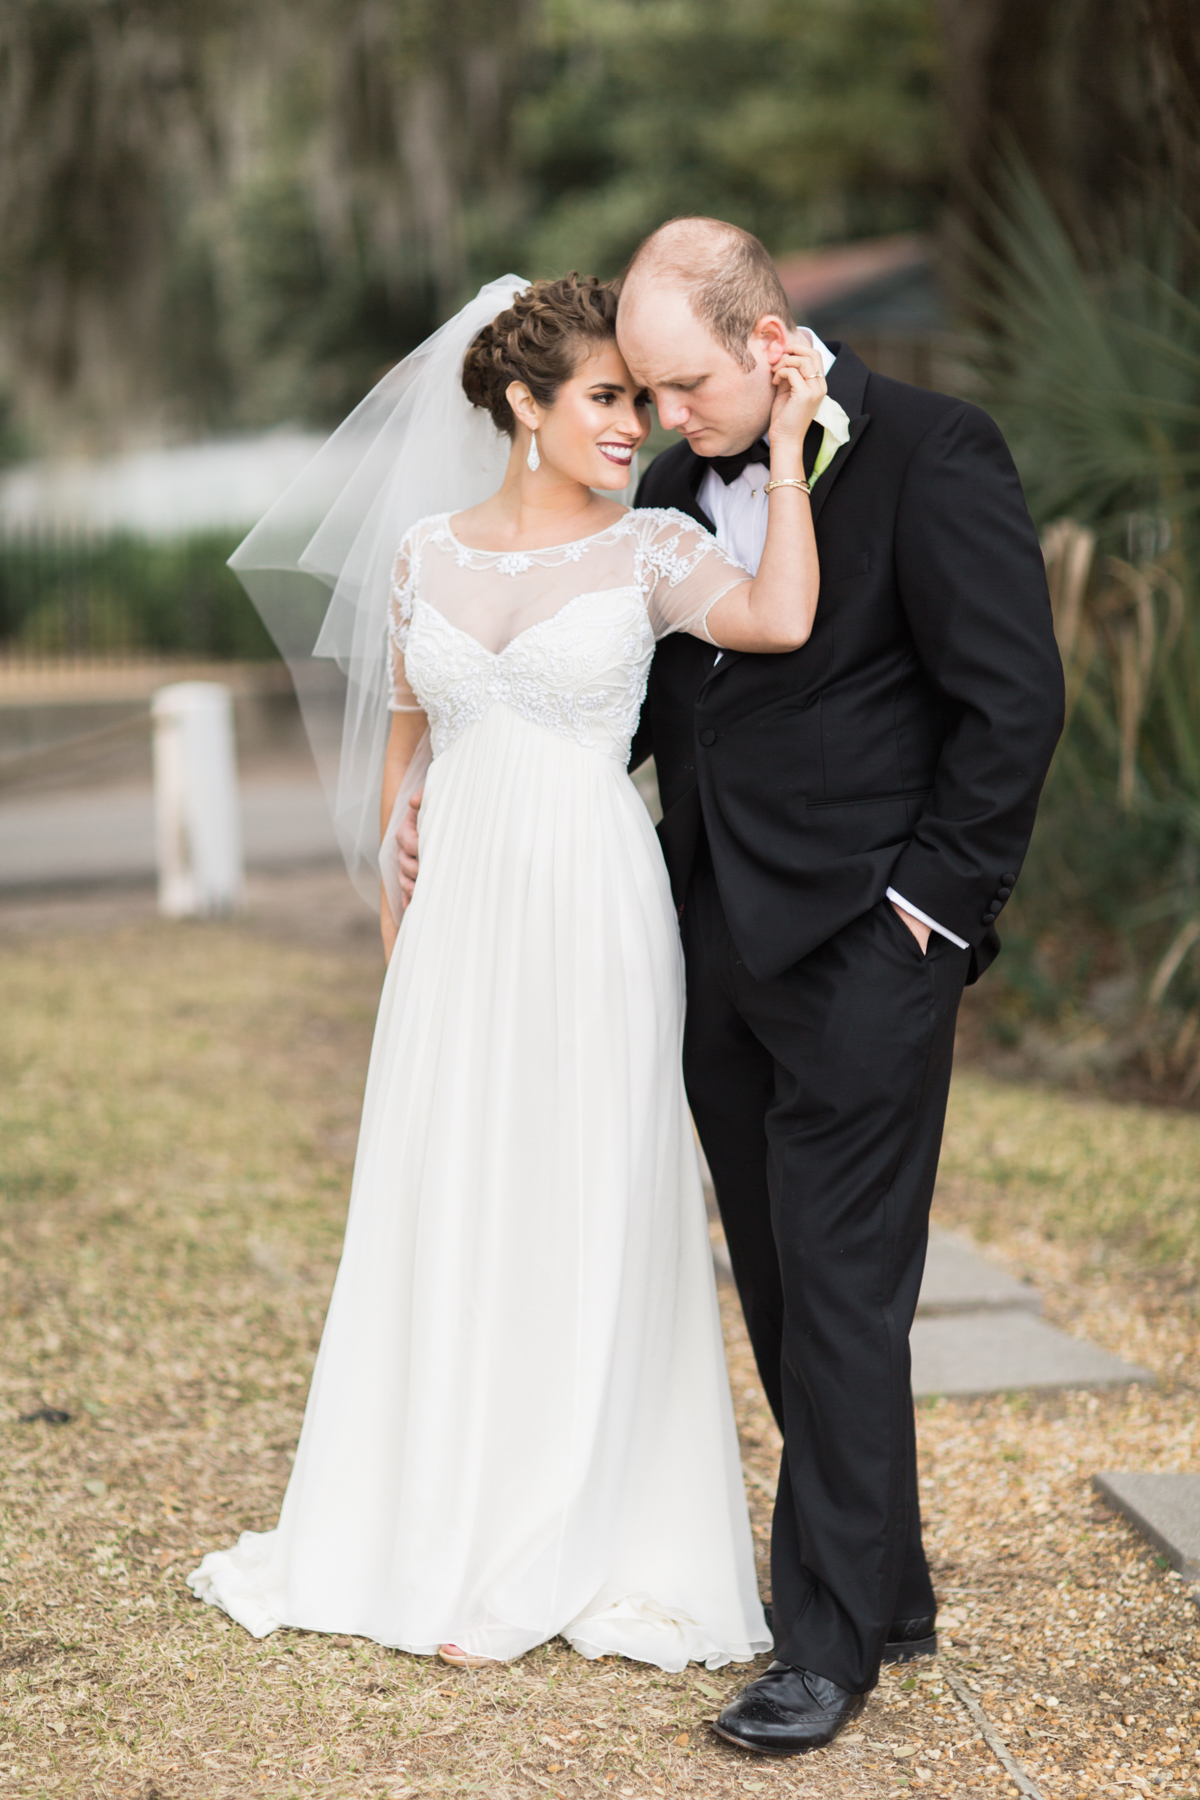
151;681;244;917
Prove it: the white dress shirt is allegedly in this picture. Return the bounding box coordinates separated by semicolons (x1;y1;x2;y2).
697;329;968;951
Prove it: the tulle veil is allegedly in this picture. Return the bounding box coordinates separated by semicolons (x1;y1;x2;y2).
228;276;531;914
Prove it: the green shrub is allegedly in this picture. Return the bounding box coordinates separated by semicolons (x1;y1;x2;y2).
0;530;277;661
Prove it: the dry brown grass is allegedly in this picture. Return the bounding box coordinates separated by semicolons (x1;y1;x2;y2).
2;889;1199;1798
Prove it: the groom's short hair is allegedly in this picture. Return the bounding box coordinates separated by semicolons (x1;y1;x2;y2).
622;217;794;371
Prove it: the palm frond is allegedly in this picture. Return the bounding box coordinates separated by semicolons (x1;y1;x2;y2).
972;158;1200;1011
968;157;1200;540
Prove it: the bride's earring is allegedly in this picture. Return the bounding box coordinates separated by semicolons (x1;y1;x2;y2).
526;431;540;473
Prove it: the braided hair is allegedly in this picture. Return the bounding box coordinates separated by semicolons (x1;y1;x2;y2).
461;274;620;436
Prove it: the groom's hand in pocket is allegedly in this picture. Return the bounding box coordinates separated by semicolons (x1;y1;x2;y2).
397;789;423;905
890;900;931;954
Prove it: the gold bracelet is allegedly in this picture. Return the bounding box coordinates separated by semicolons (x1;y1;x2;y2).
763;477;811;495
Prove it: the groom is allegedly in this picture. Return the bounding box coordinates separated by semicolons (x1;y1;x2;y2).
616;218;1063;1753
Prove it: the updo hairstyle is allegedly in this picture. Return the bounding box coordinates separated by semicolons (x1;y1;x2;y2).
461;274;619;437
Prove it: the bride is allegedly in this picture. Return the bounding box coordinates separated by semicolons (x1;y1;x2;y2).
188;272;826;1672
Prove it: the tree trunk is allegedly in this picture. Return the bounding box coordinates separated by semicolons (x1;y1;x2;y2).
938;0;1200;242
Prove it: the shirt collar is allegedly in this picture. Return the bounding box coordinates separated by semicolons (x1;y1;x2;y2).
797;325;836;376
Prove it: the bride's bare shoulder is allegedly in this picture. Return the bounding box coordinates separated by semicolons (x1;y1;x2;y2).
444;500;491;544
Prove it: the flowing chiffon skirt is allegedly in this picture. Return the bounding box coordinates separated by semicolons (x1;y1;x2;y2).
188;703;769;1670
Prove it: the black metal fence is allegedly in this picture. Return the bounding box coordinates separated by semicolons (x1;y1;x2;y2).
0;527;278;664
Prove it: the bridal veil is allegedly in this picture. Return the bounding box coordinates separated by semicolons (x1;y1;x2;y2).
228;276;530;913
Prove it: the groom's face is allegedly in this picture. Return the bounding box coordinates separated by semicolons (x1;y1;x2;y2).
616;285;777;458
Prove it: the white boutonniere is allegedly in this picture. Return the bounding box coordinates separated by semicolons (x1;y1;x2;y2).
811;396;851;486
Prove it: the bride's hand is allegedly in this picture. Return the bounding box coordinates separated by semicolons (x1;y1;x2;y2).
397;788;423;902
768;348;826;469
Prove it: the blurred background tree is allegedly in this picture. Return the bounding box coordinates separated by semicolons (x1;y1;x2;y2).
0;0;228;449
3;0;1200;1078
938;0;1200;249
0;0;539;446
0;0;946;449
512;0;944;279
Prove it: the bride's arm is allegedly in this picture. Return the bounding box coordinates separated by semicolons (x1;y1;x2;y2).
380;708;429;962
701;352;825;654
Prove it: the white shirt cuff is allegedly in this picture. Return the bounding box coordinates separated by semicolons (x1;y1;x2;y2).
886;888;970;950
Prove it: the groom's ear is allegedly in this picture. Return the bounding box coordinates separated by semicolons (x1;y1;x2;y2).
755;315;791;368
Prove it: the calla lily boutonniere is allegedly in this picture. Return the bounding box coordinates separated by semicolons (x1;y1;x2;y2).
810;395;851;486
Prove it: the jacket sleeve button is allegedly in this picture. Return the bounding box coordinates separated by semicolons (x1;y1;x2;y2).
698;728;717;747
1001;871;1016;884
982;910;997;925
997;885;1012;900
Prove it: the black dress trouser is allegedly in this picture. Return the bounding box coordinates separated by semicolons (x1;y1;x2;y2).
680;850;969;1694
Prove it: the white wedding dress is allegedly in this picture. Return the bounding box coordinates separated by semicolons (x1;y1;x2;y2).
188;506;771;1671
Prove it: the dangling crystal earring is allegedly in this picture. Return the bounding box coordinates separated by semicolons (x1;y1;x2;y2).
526;431;540;473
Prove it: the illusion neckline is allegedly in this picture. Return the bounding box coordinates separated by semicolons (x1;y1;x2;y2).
411;584;642;662
442;508;634;558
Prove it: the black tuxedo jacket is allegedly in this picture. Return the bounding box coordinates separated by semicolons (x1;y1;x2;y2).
631;344;1065;985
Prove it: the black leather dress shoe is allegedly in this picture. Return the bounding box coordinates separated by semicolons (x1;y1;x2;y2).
713;1662;865;1755
881;1614;937;1663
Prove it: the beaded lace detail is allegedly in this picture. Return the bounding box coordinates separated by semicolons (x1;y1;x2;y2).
386;508;744;762
404;592;654;761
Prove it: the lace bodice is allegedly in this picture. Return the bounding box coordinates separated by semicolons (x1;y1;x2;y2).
386;509;745;764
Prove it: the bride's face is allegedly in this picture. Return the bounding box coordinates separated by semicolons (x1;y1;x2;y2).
520;342;651;490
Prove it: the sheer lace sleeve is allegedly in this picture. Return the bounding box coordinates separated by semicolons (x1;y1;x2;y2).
636;508;749;645
379;528;431;924
386;534;423;711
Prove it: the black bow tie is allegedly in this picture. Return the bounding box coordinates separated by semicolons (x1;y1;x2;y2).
707;439;771;485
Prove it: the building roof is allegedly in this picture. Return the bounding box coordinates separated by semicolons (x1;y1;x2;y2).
775;234;945;339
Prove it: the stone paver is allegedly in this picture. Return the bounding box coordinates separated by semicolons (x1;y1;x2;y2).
918;1228;1040;1315
1093;1471;1200;1579
911;1308;1152;1398
707;1201;1151;1401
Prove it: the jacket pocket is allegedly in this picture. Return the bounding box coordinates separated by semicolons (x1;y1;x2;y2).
879;895;934;963
806;787;931;812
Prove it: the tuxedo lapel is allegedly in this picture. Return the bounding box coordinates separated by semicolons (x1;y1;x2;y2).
646;441;717;533
823;341;870;420
679;455;716;533
693;446;743;686
809;343;871;526
810;413;870;524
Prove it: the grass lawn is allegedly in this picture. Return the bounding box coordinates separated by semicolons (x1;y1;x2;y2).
940;1067;1200;1271
2;903;1199;1799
